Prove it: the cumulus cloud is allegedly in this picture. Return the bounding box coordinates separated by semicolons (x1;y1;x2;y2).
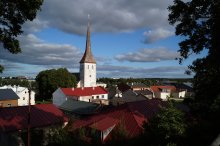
115;47;179;62
23;0;173;35
143;28;174;43
0;34;81;67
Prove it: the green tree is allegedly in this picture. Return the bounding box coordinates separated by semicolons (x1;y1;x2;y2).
35;68;76;100
144;102;187;146
0;0;44;72
168;0;220;106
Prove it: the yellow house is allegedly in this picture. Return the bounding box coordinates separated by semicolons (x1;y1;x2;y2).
0;89;19;107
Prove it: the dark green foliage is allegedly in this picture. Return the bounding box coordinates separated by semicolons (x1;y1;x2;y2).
35;68;76;100
168;0;220;105
144;102;187;146
0;0;43;72
0;78;33;88
168;1;220;144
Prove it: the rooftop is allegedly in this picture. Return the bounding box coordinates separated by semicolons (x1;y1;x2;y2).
0;104;68;132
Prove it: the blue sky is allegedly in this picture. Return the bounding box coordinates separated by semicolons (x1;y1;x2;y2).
0;0;205;78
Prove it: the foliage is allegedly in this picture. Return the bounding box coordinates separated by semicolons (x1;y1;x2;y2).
144;101;187;146
168;1;220;144
168;0;220;106
35;68;76;100
0;0;43;72
107;120;128;145
0;78;36;88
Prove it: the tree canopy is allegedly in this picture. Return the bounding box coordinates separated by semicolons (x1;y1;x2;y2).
168;0;220;106
144;101;187;146
35;68;76;100
0;0;43;72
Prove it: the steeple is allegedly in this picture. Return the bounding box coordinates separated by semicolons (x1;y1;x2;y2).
80;16;96;64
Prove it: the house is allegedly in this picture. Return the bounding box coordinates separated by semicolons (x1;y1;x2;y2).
162;82;194;97
53;86;108;106
0;85;35;106
111;89;146;106
70;99;167;143
0;104;68;145
128;83;149;91
0;89;19;107
151;85;186;100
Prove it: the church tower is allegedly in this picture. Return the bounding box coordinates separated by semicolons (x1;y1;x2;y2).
79;19;96;87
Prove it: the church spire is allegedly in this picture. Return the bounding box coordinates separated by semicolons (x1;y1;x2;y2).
80;15;96;64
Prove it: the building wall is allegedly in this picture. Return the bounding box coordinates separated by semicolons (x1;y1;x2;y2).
80;63;96;87
17;89;35;106
79;94;108;102
132;87;148;91
160;92;171;100
52;88;67;106
0;99;18;107
0;86;35;106
173;91;186;98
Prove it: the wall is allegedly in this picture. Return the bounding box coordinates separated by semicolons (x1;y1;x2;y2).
0;100;18;107
17;89;35;106
161;92;171;100
79;94;108;102
80;63;96;87
52;88;67;106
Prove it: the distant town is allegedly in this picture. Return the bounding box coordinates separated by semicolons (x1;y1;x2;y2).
0;22;194;146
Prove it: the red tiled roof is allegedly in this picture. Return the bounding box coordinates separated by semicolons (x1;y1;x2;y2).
71;99;166;139
61;86;108;97
150;86;176;92
0;104;68;132
89;117;118;131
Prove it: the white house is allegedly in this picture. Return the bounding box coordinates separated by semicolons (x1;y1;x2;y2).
150;86;186;100
0;85;35;106
53;86;108;106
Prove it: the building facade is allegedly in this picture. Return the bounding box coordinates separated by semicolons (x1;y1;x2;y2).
0;85;35;106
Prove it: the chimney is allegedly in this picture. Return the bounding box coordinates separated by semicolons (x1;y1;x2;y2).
71;88;74;91
81;87;84;90
93;86;95;90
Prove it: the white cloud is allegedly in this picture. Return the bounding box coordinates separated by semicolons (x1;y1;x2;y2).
23;0;173;35
143;28;174;43
0;34;81;67
115;47;179;62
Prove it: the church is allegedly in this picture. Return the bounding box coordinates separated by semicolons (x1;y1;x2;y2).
53;21;108;106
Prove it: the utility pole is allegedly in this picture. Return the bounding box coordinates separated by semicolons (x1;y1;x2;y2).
27;85;31;146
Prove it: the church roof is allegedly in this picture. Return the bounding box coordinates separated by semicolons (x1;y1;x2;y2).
80;21;96;64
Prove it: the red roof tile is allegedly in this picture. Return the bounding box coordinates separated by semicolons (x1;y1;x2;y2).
71;99;166;139
0;104;68;132
150;86;176;92
61;86;108;97
89;117;118;131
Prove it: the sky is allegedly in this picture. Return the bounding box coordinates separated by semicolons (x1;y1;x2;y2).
0;0;205;78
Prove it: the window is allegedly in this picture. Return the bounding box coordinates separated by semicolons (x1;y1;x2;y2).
89;75;92;77
92;96;94;99
96;96;99;99
8;104;12;107
102;95;104;98
23;97;25;100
